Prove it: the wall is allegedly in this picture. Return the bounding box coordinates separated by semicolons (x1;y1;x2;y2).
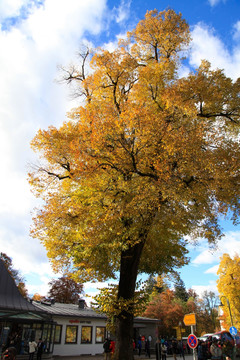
52;316;107;356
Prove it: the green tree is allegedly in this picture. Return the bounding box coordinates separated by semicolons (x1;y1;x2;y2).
29;9;240;360
174;278;189;302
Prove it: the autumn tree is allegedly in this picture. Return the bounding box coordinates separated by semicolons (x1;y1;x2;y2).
0;252;28;298
217;254;240;329
29;8;240;360
48;276;84;304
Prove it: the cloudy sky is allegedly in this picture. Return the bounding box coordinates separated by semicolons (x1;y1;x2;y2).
1;0;240;302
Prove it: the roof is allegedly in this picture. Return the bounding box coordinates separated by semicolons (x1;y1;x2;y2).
32;301;159;325
0;259;43;313
32;301;107;319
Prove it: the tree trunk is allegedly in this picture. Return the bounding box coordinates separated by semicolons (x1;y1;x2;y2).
114;240;145;360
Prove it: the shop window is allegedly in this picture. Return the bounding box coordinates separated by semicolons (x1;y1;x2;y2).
65;325;78;344
54;325;62;344
81;326;92;344
95;327;105;343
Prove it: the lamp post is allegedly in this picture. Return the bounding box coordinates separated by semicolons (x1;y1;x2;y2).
219;296;234;327
219;296;236;360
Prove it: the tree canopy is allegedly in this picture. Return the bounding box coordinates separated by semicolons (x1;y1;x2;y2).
48;276;84;304
217;254;240;329
29;9;240;360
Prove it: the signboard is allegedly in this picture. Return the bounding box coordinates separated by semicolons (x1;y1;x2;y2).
230;326;238;336
183;313;196;326
187;334;198;349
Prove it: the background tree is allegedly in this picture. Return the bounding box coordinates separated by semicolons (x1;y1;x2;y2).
0;252;28;298
174;278;189;302
48;276;84;304
29;8;240;360
217;254;240;329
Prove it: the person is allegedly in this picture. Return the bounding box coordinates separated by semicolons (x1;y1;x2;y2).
202;340;208;360
178;341;185;360
37;339;44;360
103;338;111;360
109;340;115;359
161;341;167;360
137;336;142;357
210;338;222;360
198;340;204;360
1;347;17;360
156;338;161;360
172;339;178;360
29;339;37;360
145;338;150;358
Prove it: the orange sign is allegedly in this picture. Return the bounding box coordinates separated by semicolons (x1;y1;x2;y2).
183;313;196;326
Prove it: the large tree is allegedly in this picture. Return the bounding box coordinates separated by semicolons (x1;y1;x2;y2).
29;9;240;360
48;276;84;304
217;254;240;330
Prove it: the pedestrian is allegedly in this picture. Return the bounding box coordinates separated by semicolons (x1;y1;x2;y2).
103;338;111;360
210;338;222;360
156;338;161;360
37;339;44;360
198;340;203;360
161;341;167;360
145;338;150;358
172;339;178;360
109;340;115;359
137;336;142;357
1;347;17;360
178;341;185;360
28;339;37;360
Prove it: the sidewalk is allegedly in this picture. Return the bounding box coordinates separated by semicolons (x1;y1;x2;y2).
53;353;193;360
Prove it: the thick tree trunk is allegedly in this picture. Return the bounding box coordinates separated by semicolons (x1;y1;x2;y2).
114;241;145;360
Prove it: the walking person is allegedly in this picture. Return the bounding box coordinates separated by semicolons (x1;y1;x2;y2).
161;341;167;360
137;336;142;357
37;339;44;360
28;339;37;360
172;339;178;360
103;338;111;360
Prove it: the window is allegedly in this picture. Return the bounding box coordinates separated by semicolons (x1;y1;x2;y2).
95;327;105;343
65;325;78;344
54;325;62;344
81;326;92;344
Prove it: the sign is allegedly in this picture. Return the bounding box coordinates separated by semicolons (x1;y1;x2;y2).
187;334;198;349
230;326;238;336
183;313;196;326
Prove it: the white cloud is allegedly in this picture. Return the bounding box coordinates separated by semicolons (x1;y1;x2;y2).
190;22;240;80
205;265;219;275
192;282;218;298
191;231;240;266
0;0;29;20
208;0;226;7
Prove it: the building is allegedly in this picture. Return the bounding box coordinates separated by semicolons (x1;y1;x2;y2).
0;259;158;356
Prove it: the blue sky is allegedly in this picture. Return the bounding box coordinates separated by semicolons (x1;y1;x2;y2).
0;0;239;303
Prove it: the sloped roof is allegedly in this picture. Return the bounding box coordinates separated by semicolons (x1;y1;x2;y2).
0;259;42;313
33;301;107;319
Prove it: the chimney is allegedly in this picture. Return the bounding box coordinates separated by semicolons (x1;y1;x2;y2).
78;299;85;309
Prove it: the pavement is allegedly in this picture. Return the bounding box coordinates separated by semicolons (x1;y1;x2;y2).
53;353;193;360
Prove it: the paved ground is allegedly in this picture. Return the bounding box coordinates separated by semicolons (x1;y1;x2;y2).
53;353;193;360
